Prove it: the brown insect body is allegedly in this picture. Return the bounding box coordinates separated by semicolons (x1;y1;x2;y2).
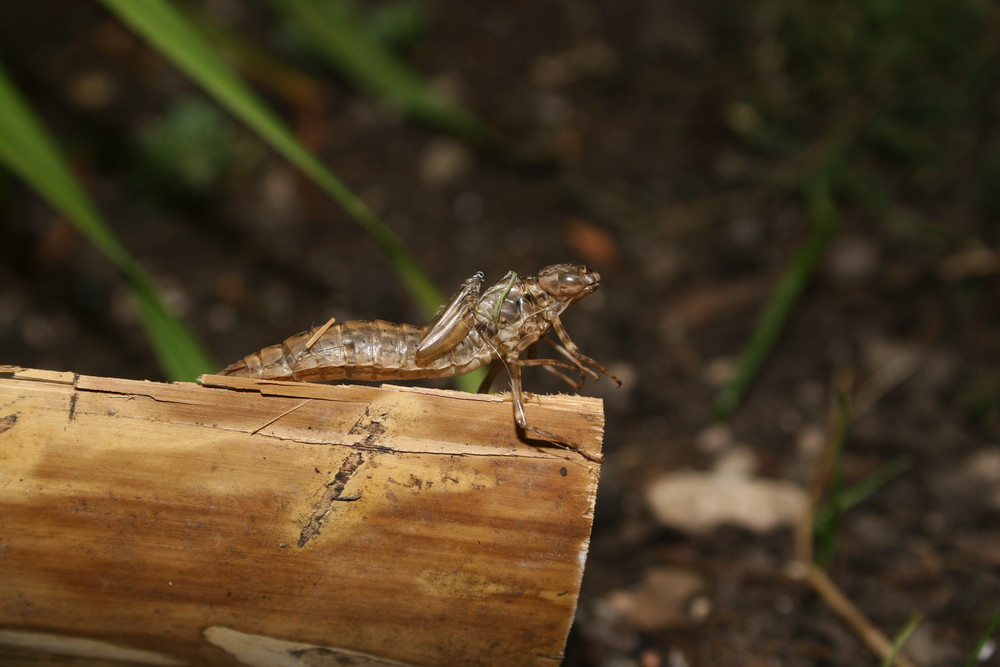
220;264;620;461
220;320;492;383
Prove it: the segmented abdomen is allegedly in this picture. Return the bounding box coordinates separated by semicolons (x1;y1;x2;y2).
219;319;491;382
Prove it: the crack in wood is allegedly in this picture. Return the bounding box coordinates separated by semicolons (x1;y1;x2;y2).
297;448;368;548
348;406;391;452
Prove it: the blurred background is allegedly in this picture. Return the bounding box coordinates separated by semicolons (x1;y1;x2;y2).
1;1;998;664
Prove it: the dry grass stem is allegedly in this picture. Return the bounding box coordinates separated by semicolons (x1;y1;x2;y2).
794;373;918;667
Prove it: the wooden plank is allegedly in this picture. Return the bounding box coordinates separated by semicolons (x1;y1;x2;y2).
0;368;603;666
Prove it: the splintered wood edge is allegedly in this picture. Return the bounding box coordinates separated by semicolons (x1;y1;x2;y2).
0;366;76;384
196;374;605;462
198;373;603;408
0;368;605;461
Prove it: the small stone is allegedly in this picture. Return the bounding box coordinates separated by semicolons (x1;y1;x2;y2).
605;567;706;631
696;425;734;454
419;139;472;187
646;472;807;534
827;236;879;282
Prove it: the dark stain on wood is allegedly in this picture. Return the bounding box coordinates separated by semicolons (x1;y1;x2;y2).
298;450;367;548
0;413;18;435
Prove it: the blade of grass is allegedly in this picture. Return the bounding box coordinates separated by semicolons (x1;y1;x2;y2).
100;0;443;319
797;379;920;667
963;608;1000;667
263;0;504;152
102;0;490;392
810;383;910;564
814;456;911;529
881;614;922;667
0;61;214;381
812;386;850;566
712;168;840;421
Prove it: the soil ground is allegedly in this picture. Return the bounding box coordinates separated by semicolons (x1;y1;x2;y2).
1;2;998;665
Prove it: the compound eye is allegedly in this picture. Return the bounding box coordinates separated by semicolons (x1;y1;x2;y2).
558;271;585;291
538;264;596;297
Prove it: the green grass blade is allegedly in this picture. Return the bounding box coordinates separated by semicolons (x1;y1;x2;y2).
813;456;911;561
963;608;1000;667
265;0;501;151
813;388;849;566
881;614;921;667
712;170;840;421
0;61;214;380
817;456;911;522
100;0;443;319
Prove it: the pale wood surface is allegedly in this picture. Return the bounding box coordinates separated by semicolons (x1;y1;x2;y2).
0;366;604;667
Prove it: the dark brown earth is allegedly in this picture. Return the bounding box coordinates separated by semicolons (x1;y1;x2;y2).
1;2;998;665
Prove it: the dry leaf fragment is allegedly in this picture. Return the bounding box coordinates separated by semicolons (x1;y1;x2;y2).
646;472;807;534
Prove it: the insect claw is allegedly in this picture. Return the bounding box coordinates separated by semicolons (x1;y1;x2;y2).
518;423;604;463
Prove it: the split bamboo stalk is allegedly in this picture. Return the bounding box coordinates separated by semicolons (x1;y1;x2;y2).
0;366;604;667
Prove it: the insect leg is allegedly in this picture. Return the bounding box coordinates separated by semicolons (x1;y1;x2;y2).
520;340;586;389
549;317;622;386
507;360;604;463
518;357;587;390
540;335;600;382
477;359;504;393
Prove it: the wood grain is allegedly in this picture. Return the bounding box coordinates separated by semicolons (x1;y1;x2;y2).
0;367;603;666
